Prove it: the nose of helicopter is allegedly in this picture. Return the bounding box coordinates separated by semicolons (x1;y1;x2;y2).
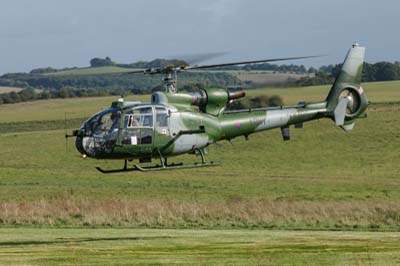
73;126;102;158
66;128;86;156
75;133;86;156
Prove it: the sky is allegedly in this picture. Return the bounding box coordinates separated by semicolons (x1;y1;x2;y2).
0;0;399;74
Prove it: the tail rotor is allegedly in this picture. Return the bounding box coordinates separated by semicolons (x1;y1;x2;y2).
326;43;369;131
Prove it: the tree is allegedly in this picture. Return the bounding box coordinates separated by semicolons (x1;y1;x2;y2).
90;57;115;67
39;90;51;99
18;88;36;101
1;93;12;104
308;67;317;73
9;91;21;103
374;62;398;81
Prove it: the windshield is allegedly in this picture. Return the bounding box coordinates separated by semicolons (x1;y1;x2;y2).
83;108;121;136
77;106;156;157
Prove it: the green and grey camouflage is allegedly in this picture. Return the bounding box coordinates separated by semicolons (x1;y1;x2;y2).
73;44;368;172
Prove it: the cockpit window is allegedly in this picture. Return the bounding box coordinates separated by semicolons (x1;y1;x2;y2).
80;108;121;155
124;107;153;128
83;108;121;136
156;107;168;127
94;111;121;135
122;106;154;146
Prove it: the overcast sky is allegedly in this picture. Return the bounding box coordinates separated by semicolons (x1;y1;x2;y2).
0;0;399;74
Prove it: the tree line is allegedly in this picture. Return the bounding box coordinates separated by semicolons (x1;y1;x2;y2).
0;72;241;105
1;57;400;105
295;61;400;86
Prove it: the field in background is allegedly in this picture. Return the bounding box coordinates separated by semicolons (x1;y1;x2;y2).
0;86;22;94
44;66;140;76
244;80;400;103
0;81;399;230
0;80;398;123
234;71;312;86
1;229;400;266
0;80;399;265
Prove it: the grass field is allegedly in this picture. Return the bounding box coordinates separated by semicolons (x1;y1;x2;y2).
0;229;400;266
0;80;398;123
0;81;399;265
234;71;311;85
0;80;399;230
44;66;142;76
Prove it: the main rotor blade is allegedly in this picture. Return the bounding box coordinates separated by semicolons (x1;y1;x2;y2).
125;69;148;74
174;52;228;65
41;67;146;77
185;55;323;70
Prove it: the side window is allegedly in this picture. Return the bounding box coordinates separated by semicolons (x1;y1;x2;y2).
140;107;153;127
156;107;168;128
122;107;154;145
124;107;153;128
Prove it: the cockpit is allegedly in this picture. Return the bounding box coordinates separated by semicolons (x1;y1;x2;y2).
75;105;169;158
82;108;121;137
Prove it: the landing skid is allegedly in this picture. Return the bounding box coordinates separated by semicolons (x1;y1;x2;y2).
133;161;220;172
96;161;219;173
96;148;220;173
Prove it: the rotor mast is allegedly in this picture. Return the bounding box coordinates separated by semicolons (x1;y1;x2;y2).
163;71;178;93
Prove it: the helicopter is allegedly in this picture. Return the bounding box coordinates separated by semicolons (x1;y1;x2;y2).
67;43;368;173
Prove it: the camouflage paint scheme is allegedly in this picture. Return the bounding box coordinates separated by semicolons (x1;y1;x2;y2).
75;45;368;164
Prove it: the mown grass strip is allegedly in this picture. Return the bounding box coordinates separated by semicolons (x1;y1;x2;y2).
0;229;400;266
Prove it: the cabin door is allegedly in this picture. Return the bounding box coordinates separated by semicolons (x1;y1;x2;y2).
120;106;154;155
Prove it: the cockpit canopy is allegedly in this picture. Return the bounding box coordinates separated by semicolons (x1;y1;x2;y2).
76;104;169;158
82;108;121;137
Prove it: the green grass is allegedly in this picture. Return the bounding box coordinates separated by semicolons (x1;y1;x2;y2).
0;95;148;123
0;80;398;123
0;228;399;266
1;105;399;201
0;81;399;264
245;80;400;104
0;118;86;134
0;81;399;229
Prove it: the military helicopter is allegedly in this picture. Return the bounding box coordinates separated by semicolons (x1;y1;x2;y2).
67;44;368;173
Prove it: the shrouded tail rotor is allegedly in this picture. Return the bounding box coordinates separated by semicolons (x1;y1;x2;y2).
327;43;369;131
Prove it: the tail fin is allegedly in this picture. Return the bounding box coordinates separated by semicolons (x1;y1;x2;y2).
326;43;369;131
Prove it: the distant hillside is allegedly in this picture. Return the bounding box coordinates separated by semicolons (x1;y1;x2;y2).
232;71;314;86
1;56;400;105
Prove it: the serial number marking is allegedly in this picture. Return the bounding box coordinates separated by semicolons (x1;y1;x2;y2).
250;117;264;124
